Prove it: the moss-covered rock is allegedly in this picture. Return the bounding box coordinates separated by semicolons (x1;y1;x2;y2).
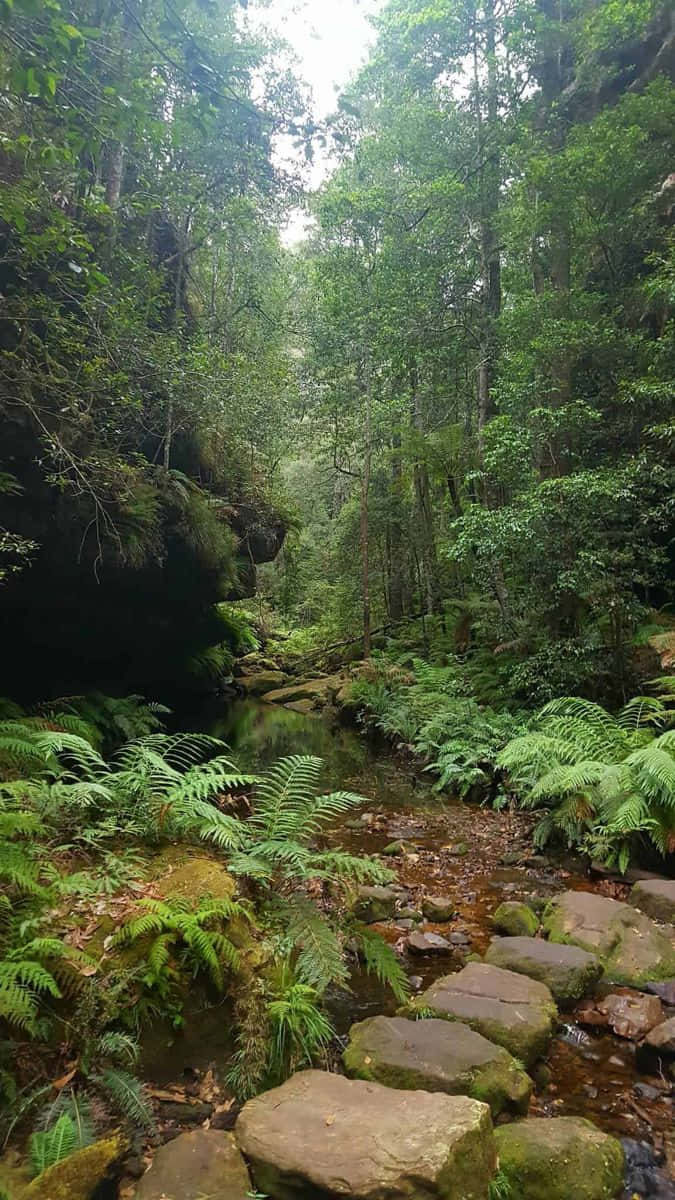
494;1117;624;1200
484;936;603;1007
343;1015;532;1117
422;895;456;921
629;879;675;924
239;670;288;695
23;1134;126;1200
543;891;675;987
261;675;344;706
492;902;539;938
351;885;398;923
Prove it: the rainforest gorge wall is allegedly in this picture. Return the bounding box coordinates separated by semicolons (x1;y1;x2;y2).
0;0;303;699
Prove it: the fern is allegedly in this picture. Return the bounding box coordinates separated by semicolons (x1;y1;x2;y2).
352;926;410;1005
500;691;675;864
283;896;348;992
112;896;247;992
29;1113;78;1176
95;1068;154;1128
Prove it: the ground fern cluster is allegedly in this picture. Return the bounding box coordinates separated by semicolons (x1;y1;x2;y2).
498;686;675;869
0;692;406;1157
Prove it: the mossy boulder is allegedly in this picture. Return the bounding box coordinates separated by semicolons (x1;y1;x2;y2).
261;675;343;706
543;890;675;986
351;885;398;923
239;670;288;695
494;1117;624;1200
23;1134;126;1200
235;1069;497;1200
492;902;539;938
422;895;456;921
407;962;557;1066
629;879;675;924
484;936;603;1007
154;854;236;902
343;1015;532;1117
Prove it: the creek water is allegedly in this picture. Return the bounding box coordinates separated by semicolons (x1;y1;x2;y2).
165;699;673;1169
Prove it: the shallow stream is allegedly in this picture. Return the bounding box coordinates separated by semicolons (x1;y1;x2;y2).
162;700;674;1169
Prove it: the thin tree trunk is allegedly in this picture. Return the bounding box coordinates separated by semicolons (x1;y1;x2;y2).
360;385;372;658
475;0;501;440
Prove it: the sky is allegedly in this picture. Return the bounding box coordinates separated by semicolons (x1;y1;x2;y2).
250;0;383;242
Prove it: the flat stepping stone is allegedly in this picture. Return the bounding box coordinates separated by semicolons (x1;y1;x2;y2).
409;962;557;1066
543;890;675;987
484;935;603;1006
494;1116;624;1200
630;879;675;924
135;1130;251;1200
235;1069;496;1200
343;1015;532;1117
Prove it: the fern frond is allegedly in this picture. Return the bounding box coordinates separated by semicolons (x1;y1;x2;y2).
283;896;347;993
29;1113;77;1177
95;1068;154;1128
251;756;324;840
353;926;410;1004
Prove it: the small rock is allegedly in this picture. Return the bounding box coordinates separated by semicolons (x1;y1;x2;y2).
597;992;664;1040
645;979;675;1006
492;901;539;938
409;975;423;990
633;1081;662;1101
445;842;469;857
382;840;405;856
582;1084;598;1100
397;907;423;921
646;1016;675;1054
407;931;452;955
422;895;456;922
352;885;399;924
449;932;471;946
396;919;415;930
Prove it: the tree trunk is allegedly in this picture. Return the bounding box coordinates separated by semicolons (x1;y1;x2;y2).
388;428;405;622
360;361;373;658
476;0;502;440
410;361;441;618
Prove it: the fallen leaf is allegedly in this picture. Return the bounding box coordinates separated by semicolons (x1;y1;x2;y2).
52;1066;77;1091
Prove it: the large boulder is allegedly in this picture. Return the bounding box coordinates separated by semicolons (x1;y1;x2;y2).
494;1117;624;1200
134;1129;250;1200
543;891;675;986
408;962;557;1066
235;1069;496;1200
262;676;344;707
484;936;603;1006
24;1135;126;1200
630;879;675;924
343;1015;532;1117
239;670;288;695
492;901;539;938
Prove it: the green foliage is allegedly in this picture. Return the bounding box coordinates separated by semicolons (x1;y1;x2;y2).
499;692;675;867
29;1114;81;1178
112;896;248;993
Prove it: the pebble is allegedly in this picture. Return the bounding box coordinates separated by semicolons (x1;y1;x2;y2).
406;930;452;955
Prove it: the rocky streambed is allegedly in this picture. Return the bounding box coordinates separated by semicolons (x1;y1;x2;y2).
125;698;675;1200
43;699;670;1200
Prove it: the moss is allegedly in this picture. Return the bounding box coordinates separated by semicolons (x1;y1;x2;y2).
494;1118;624;1200
23;1134;126;1200
492;903;539;938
